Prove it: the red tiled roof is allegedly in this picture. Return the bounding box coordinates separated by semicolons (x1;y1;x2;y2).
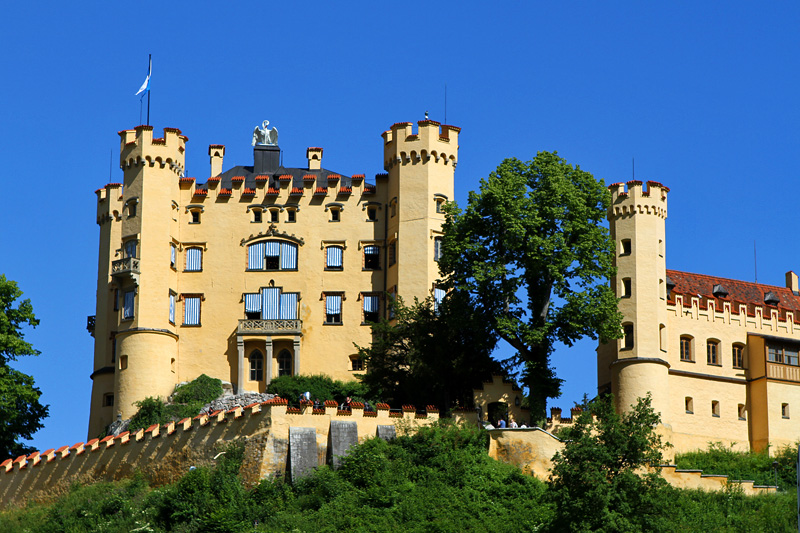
231;176;245;182
667;269;800;314
193;189;207;196
290;187;303;195
327;174;340;181
303;174;316;181
363;184;376;194
278;174;292;181
314;187;328;195
179;177;194;183
266;188;280;195
351;174;365;180
255;174;270;182
218;188;232;195
242;188;256;195
339;186;352;194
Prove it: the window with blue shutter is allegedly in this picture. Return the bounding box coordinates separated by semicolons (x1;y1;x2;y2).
184;296;201;325
185;248;202;271
363;294;379;323
434;287;446;313
280;242;297;270
261;287;280;320
170;244;176;268
244;293;262;319
364;245;380;270
326;246;343;270
434;237;443;262
169;292;175;324
264;242;280;269
124;240;137;259
248;240;298;271
248;242;264;270
280;292;299;320
122;290;135;320
325;294;342;324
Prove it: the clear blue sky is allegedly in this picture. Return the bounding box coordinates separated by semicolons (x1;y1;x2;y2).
1;2;799;452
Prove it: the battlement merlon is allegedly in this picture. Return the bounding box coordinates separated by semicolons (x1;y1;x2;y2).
608;180;669;219
381;121;460;170
119;125;187;175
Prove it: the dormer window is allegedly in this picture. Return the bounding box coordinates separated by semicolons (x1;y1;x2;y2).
712;284;729;298
764;291;780;306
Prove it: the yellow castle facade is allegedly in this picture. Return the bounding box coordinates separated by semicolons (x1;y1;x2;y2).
87;120;459;438
598;180;800;454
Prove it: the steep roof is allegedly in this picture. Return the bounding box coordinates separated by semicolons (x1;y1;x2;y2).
667;269;800;315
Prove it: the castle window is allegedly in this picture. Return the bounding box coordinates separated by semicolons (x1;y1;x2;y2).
658;239;664;257
330;208;341;222
622;323;634;350
363;245;380;270
732;344;745;369
183;295;201;326
326;246;344;270
170;243;177;269
125;198;138;218
659;279;665;300
434;287;446;314
287;209;297;223
680;336;693;362
119;355;128;371
685;397;693;414
620;239;631;255
389;241;397;266
244;293;261;319
250;350;264;381
324;294;343;325
185;247;203;272
351;356;364;371
103;393;114;407
711;400;720;417
169;291;176;324
270;209;279;223
738;404;746;420
659;324;666;351
278;349;293;377
124;239;138;259
390;198;398;218
367;207;377;221
782;403;790;419
258;288;298;320
435;197;446;213
769;344;800;366
434;237;443;262
621;278;632;298
707;340;720;366
362;293;380;323
247;241;298;271
253;209;263;223
122;290;135;320
191;210;201;224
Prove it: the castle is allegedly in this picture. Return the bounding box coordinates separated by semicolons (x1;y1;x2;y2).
598;180;800;454
87;120;459;438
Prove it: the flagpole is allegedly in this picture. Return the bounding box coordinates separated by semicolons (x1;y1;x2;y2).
146;54;151;126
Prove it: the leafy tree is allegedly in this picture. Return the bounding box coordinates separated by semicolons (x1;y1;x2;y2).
356;291;500;412
0;274;48;458
440;152;622;418
548;393;668;532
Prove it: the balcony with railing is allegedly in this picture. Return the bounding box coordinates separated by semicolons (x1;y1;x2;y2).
111;257;140;284
238;319;303;335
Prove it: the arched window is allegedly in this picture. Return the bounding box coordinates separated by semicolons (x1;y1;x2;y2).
249;350;263;381
247;240;298;271
278;349;292;377
622;323;634;350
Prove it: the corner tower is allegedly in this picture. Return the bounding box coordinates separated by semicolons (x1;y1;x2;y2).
598;180;670;418
88;125;187;437
382;120;459;304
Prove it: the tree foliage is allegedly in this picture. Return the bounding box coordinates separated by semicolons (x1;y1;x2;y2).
356;292;500;412
0;275;48;458
266;374;373;406
548;394;668;532
440;152;621;418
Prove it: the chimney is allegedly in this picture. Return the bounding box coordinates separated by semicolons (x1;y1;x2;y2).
786;271;799;295
307;147;323;170
208;144;225;177
254;145;281;175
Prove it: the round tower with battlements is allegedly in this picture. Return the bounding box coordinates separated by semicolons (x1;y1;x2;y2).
598;180;671;419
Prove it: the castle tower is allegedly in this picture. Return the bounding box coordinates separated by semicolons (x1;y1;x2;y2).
88;125;186;437
598;180;670;418
382;120;459;305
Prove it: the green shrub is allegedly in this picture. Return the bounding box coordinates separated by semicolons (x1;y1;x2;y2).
126;375;224;433
127;396;168;433
171;374;223;405
676;441;798;490
267;374;376;405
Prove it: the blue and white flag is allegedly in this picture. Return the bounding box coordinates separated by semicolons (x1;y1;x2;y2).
135;56;151;97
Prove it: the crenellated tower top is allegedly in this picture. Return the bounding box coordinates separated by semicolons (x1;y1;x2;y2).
119;125;187;176
381;120;460;171
608;180;669;220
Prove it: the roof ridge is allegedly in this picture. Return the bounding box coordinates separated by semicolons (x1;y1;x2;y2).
666;269;789;292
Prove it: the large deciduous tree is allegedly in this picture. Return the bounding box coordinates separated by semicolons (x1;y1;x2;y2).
439;152;621;419
356;291;500;413
0;274;49;458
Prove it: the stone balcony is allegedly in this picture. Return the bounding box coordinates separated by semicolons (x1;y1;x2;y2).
111;257;140;285
237;319;303;336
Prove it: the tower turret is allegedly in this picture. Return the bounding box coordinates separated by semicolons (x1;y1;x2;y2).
381;120;459;306
600;180;671;418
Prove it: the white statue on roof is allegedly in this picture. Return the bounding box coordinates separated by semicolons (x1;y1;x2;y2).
252;120;279;146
